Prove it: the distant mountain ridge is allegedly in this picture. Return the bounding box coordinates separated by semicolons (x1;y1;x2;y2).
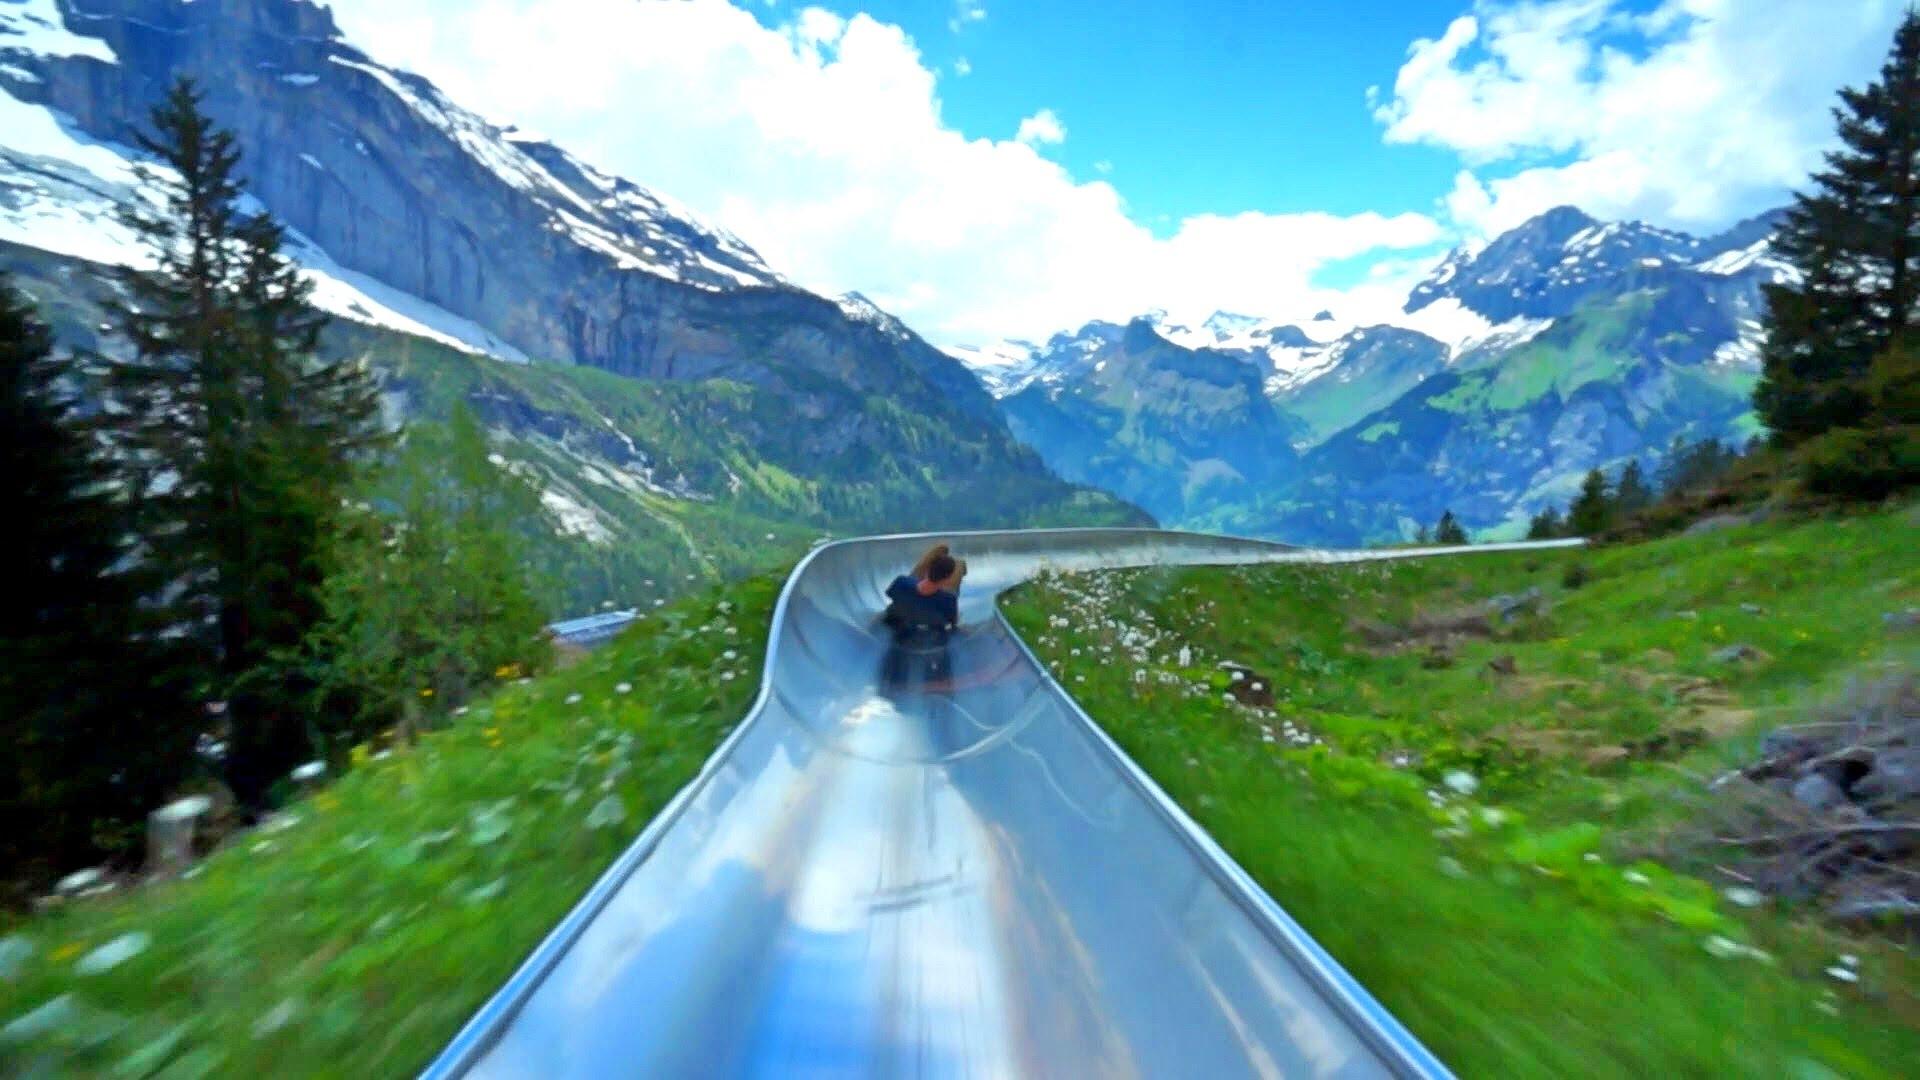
998;316;1298;523
954;204;1793;543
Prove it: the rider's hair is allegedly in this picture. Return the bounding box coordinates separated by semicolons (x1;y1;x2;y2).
923;553;957;583
912;543;951;580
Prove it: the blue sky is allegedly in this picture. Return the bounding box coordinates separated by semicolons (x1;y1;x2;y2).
751;0;1494;232
333;0;1905;345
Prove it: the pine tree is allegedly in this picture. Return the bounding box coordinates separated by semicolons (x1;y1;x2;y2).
1659;436;1737;496
1615;459;1653;515
107;79;384;806
1;275;195;876
1756;12;1920;445
1434;509;1468;545
1567;468;1614;537
1526;506;1564;540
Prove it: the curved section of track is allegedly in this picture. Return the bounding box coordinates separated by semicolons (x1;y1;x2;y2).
427;529;1580;1079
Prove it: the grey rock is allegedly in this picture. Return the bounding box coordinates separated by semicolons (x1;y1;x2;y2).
1854;749;1920;806
147;795;212;874
1739;603;1766;616
54;867;105;897
1867;823;1917;860
1828;893;1920;924
1711;643;1760;663
1684;513;1751;536
1485;587;1546;622
1885;608;1920;633
1791;773;1846;813
1760;728;1819;760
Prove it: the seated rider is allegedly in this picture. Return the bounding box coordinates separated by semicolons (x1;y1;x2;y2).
884;544;965;642
881;544;966;691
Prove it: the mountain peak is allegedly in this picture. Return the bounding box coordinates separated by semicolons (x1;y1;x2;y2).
1202;310;1262;334
1122;315;1168;351
1407;205;1715;321
1519;205;1601;241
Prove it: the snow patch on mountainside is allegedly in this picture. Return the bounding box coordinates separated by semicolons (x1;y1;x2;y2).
1390;297;1552;359
0;0;117;63
323;53;777;295
835;291;918;343
1693;237;1797;282
282;230;532;362
540;486;614;545
0;88;156;265
944;340;1041;395
1711;318;1767;368
0;87;531;362
1264;345;1341;395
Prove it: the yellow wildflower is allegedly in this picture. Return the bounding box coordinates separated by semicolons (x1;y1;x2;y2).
420;688;435;698
52;942;83;962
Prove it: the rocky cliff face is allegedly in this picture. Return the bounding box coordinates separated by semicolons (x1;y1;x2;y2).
0;0;1145;610
2;0;1003;422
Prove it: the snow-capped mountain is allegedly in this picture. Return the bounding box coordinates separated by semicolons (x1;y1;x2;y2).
1405;205;1792;322
0;0;788;369
942;338;1045;396
996;317;1299;524
0;0;1051;410
0;0;1143;609
972;204;1799;544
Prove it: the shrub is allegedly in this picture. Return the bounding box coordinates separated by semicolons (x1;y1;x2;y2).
304;407;553;751
1795;425;1920;501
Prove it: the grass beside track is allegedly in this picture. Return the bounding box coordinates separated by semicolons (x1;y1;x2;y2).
0;574;779;1077
1004;507;1920;1077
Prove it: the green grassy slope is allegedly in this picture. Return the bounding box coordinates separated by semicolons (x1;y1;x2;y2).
1004;507;1920;1076
0;576;779;1076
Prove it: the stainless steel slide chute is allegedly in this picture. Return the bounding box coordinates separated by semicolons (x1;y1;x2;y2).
429;528;1577;1078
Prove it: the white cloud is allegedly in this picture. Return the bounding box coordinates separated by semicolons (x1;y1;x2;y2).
325;0;1439;345
952;56;971;76
1093;160;1112;174
1380;0;1907;237
793;6;845;44
1015;108;1066;147
949;0;987;34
